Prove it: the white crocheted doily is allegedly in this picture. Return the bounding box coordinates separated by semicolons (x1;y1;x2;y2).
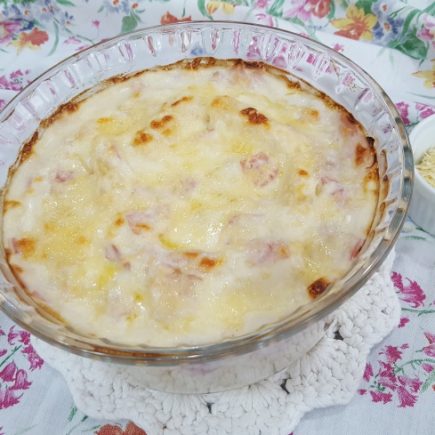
34;253;400;435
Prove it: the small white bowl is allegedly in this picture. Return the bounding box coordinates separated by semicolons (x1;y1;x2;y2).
408;114;435;235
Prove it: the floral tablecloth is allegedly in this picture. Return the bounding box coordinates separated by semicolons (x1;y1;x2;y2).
0;1;434;434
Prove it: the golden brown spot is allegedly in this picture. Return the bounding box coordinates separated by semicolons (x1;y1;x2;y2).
33;176;43;183
114;216;125;227
298;169;309;176
135;223;151;231
366;136;375;148
340;111;360;136
304;108;319;122
242;61;264;69
4;200;21;212
363;163;380;194
150;115;173;129
14;238;35;258
75;235;88;245
317;92;342;111
162;128;173;137
199;256;221;270
308;277;330;299
104;70;144;85
240;107;268;125
41;101;81;128
134;292;144;303
286;80;302;91
171;96;193;107
183;251;200;259
63;102;79;113
355;143;367;166
20;132;38;163
133;130;153;146
97;117;112;124
11;264;23;274
43;222;56;232
278;245;289;258
189;58;201;70
211;95;232;109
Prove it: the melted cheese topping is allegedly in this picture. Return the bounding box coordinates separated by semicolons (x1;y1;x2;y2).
417;147;435;187
3;60;379;346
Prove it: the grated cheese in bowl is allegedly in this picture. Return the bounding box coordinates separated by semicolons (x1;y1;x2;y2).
417;146;435;188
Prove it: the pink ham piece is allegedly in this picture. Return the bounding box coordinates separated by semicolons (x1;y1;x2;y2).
247;239;289;266
105;244;122;262
54;170;74;183
240;152;278;187
317;176;347;203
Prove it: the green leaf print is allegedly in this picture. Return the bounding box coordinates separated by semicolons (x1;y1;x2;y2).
67;405;78;423
401;9;421;35
122;14;139;33
422;369;435;392
267;0;286;17
198;0;212;19
391;32;428;60
327;0;336;20
56;0;75;6
0;0;37;5
355;0;376;15
423;2;435;15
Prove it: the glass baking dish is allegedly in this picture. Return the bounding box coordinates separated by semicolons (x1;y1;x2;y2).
0;21;412;393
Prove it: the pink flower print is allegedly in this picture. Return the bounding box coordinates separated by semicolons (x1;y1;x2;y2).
363;363;373;381
398;375;422;393
391;272;425;308
417;15;435;46
7;326;19;345
416;102;435;120
400;343;409;350
92;20;100;28
18;331;30;345
378;361;397;390
0;362;17;382
255;12;275;27
0;386;21;409
21;344;44;370
382;345;402;364
0;99;5;111
332;43;344;52
0;70;31;92
0;349;6;358
0;21;22;44
256;0;269;8
397;386;417;408
423;332;435;358
395;102;410;126
284;0;313;21
422;363;434;373
0;328;5;336
64;36;81;45
369;391;393;404
11;369;31;390
358;389;367;395
398;317;410;328
396;376;422;408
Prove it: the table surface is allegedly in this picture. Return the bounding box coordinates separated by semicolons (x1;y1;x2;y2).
0;1;434;434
